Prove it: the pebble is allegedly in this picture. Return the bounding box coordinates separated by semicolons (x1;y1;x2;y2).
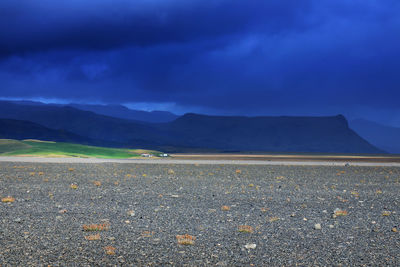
314;223;322;230
245;243;257;249
14;218;22;223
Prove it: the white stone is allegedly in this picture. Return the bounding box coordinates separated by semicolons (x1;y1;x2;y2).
314;223;322;230
245;243;257;249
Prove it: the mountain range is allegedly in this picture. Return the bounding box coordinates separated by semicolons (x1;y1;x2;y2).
0;100;385;154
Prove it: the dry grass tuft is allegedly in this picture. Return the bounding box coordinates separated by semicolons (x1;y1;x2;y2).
176;234;196;245
141;231;154;237
84;233;101;240
1;196;15;203
167;169;175;175
70;184;78;189
68;168;75;172
92;180;102;187
334;209;348;216
238;225;254;233
221;205;231;211
382;211;391;216
82;223;110;232
268;217;280;222
235;169;242;174
104;246;116;255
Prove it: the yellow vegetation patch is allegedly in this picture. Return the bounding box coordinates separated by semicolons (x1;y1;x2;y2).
176;234;196;245
82;223;110;231
68;168;75;172
1;196;15;203
334;209;348;216
70;184;78;189
141;231;154;237
235;169;242;174
84;234;101;240
104;246;116;255
92;180;102;187
238;225;254;233
268;217;280;222
221;205;231;211
382;211;391;216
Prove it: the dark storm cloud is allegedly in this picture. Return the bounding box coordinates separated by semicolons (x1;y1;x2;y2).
0;0;400;125
0;0;311;56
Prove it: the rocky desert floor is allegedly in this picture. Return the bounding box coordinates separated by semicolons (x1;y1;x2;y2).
0;159;399;266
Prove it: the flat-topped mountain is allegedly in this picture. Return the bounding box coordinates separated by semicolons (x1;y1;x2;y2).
0;101;384;153
164;113;383;153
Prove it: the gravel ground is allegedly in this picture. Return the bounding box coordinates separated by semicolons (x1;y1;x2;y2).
0;161;399;266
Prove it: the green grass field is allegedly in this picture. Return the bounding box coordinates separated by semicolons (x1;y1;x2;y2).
0;139;160;158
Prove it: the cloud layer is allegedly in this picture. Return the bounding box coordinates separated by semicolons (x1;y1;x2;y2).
1;0;399;124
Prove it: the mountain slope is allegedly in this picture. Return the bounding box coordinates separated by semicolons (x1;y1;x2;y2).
350;119;400;153
0;101;161;145
0;119;93;144
0;101;384;153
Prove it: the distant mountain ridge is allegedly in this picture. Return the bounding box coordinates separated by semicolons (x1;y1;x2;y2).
350;119;400;154
6;100;178;123
0;101;384;153
68;104;178;123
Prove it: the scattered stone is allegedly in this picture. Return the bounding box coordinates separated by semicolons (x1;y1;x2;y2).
14;218;22;223
314;223;322;230
244;243;257;249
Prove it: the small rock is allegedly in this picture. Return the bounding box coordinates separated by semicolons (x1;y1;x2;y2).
303;218;308;221
244;243;257;249
14;218;22;223
314;223;322;230
329;225;334;229
171;195;179;198
56;216;62;220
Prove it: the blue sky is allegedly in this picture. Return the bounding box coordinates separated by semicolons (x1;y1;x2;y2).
1;0;399;126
